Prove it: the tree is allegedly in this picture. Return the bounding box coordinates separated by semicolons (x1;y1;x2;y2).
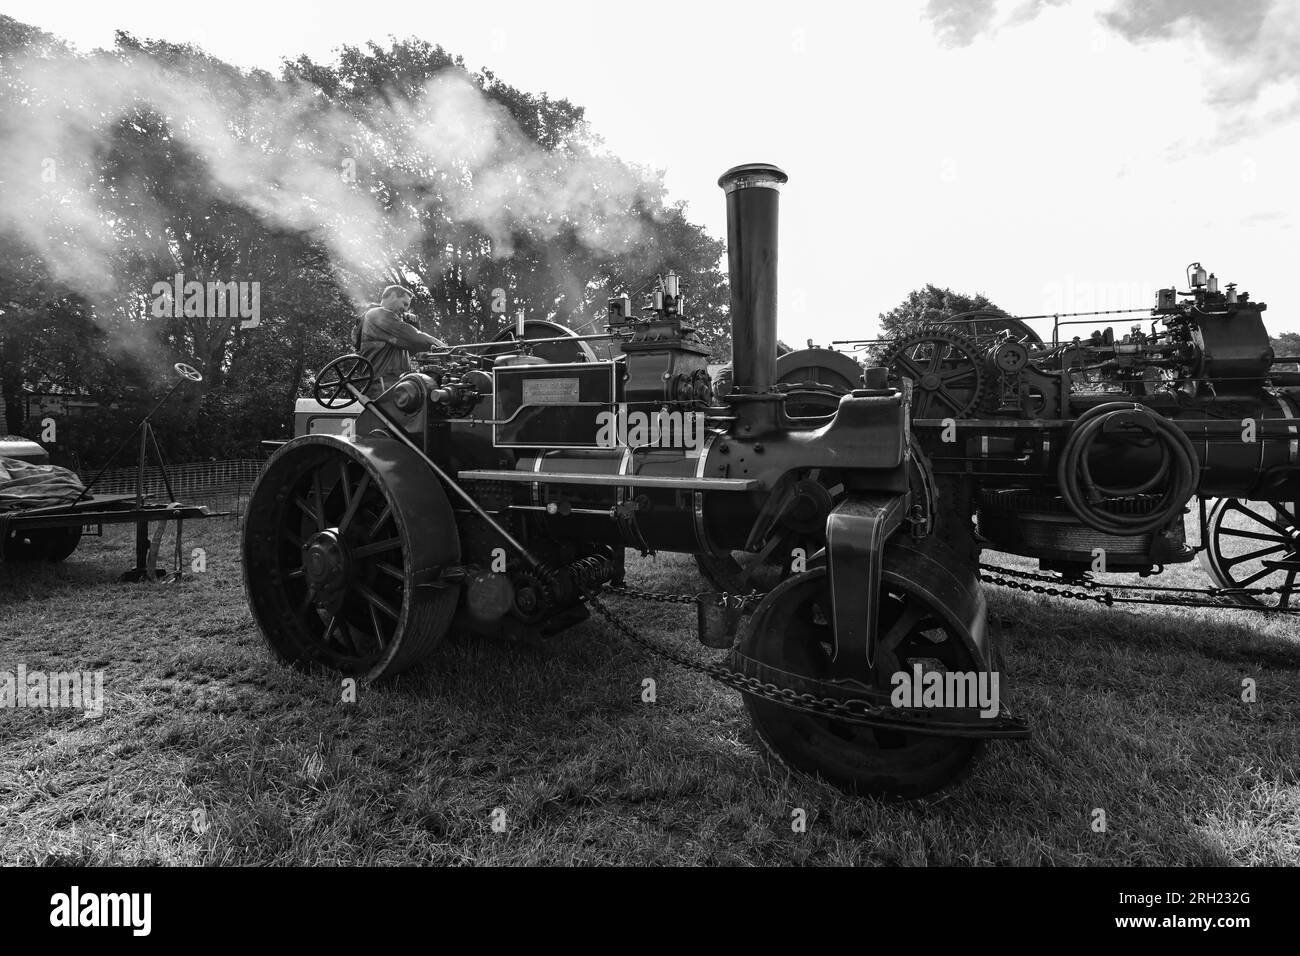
283;38;729;355
868;284;1002;364
1271;332;1300;372
0;20;732;465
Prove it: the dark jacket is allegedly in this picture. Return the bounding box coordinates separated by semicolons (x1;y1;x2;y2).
357;307;436;391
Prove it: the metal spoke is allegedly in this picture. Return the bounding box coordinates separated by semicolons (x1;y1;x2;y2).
1222;543;1286;567
338;472;372;536
353;537;401;560
293;496;321;528
752;529;791;568
338;461;353;513
896;355;926;382
1269;500;1299;528
356;581;399;620
367;602;387;646
375;561;404;582
321;614;340;646
311;470;327;530
933;386;964;414
1231;501;1293;538
1237;564;1280;587
877;601;924;655
1218;526;1288;543
368;502;393;541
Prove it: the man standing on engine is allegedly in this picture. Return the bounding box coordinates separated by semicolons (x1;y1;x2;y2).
356;285;447;397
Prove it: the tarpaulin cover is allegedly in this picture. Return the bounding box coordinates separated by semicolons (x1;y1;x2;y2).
0;456;85;512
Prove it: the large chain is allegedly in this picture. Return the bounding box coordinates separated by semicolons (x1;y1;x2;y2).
583;583;934;727
584;554;1297;730
604;583;763;608
977;562;1300;614
586;582;1028;734
978;568;1115;606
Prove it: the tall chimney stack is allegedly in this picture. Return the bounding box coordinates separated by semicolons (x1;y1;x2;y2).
718;163;787;395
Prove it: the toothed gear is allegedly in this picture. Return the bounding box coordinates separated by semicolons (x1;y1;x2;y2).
881;326;988;420
511;570;553;623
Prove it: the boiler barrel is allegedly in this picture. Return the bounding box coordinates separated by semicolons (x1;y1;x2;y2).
1080;391;1300;499
512;437;761;554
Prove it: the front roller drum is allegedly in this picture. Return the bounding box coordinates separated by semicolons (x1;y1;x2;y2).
242;434;461;681
733;538;991;799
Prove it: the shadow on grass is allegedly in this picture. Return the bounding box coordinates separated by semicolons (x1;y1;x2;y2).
992;590;1300;671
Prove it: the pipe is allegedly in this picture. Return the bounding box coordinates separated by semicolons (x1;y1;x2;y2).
718;163;787;394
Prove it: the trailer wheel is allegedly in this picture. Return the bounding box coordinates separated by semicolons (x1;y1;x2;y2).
242;435;462;681
1201;497;1300;609
2;526;82;562
733;546;988;799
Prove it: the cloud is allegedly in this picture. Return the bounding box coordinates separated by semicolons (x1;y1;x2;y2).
921;0;1300;133
923;0;1068;46
924;0;998;47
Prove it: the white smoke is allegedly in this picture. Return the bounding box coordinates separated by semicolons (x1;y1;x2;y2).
0;39;661;315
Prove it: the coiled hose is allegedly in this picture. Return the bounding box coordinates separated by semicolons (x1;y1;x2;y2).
1057;402;1199;536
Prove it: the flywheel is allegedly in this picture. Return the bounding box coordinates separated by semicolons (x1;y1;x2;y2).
881;327;987;419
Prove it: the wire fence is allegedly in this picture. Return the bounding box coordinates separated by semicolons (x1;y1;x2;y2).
84;459;265;517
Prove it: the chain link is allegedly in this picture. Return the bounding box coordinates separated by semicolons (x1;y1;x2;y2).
977;562;1300;614
978;569;1115;606
603;583;765;608
586;579;967;726
584;552;1297;731
586;581;1026;733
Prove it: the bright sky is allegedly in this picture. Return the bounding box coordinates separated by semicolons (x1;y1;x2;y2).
6;0;1299;343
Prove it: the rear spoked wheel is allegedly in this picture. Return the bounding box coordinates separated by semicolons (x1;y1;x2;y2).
1202;497;1300;609
242;436;461;681
734;541;989;799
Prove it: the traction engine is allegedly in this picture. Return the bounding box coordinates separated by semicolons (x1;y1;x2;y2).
242;164;1297;799
874;263;1300;604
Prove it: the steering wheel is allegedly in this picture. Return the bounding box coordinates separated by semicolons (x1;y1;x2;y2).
314;354;374;408
174;362;204;382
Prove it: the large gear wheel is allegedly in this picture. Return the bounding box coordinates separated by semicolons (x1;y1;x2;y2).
939;311;1043;348
881;327;988;419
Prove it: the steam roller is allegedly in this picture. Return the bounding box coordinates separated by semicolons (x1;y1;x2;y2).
242;161;1015;800
244;158;1300;800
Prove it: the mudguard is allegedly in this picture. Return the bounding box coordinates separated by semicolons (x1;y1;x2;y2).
826;495;906;673
825;497;993;678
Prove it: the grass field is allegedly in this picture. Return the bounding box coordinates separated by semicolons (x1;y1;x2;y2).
2;515;1298;865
